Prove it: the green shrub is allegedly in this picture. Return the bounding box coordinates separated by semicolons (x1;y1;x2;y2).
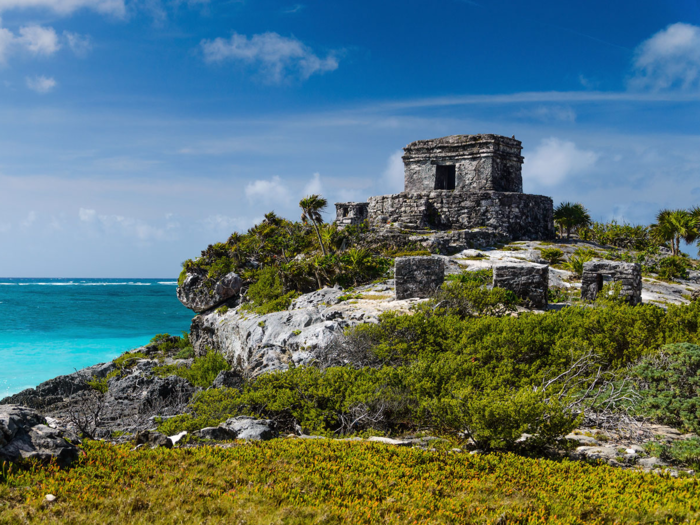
445;268;493;286
154;350;230;388
216;305;229;315
390;250;432;257
579;221;654;251
539;248;564;265
644;437;700;467
658;256;691;281
634;343;700;432
548;286;570;303
87;377;109;394
429;279;517;318
563;251;594;276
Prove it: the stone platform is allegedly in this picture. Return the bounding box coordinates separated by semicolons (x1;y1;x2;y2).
368;190;554;241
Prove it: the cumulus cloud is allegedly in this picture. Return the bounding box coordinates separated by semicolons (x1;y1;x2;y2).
64;31;91;57
18;26;60;55
523;137;598;186
383;150;404;192
0;23;62;64
26;75;57;93
245;175;291;206
629;22;700;91
303;172;323;196
201;214;251;234
0;0;125;16
201;32;339;83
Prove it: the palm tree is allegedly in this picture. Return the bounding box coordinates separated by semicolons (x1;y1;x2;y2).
553;202;592;240
299;194;328;256
652;209;698;256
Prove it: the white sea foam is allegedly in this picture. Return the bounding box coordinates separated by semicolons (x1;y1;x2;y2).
158;281;178;285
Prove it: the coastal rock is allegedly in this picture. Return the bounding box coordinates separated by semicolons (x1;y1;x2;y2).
138;376;195;413
290;287;345;310
196;426;237;440
212;370;244;390
0;405;80;467
692;289;700;302
0;361;117;409
220;416;277;440
176;268;243;313
134;430;172;449
395;256;445;300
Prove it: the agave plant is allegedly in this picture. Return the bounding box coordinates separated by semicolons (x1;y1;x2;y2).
563;252;594;276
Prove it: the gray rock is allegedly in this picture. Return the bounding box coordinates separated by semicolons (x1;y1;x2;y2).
692;289;700;302
565;433;599;446
395;256;445;300
574;446;620;461
138;376;194;413
410;228;510;254
197;426;237;440
581;261;642;306
221;416;277;440
134;430;172;449
0;405;80;467
335;202;369;229
493;263;549;309
638;457;669;469
290;287;345;310
176;269;242;313
212;370;244;390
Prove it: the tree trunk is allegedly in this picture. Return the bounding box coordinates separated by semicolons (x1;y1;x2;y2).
311;221;327;256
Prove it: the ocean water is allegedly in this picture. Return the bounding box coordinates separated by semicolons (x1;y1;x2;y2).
0;278;193;398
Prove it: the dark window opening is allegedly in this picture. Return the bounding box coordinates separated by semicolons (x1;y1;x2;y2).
596;274;604;293
435;165;456;190
342;207;349;217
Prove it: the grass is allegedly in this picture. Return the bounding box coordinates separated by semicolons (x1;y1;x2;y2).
3;439;700;524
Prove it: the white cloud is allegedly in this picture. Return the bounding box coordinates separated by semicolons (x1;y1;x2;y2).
79;207;96;222
21;211;36;228
26;75;57;93
201;32;339;83
629;22;700;91
245;175;291;205
383;150;404;192
0;0;125;16
516;105;576;123
201;214;251;234
302;172;323;196
64;31;91;57
18;26;60;55
523;137;598;186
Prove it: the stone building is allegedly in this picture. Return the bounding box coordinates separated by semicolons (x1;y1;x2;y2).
335;134;554;241
581;261;642;306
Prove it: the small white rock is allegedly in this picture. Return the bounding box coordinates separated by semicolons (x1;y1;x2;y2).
169;431;188;445
45;494;56;502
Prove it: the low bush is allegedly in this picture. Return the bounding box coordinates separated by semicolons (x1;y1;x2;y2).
429;280;517;318
563;251;594;276
634;343;700;432
657;256;691;281
539;247;564;265
579;220;654;251
445;268;493;286
154;350;230;388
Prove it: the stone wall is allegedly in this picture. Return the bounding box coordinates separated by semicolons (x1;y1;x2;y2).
581;261;642;306
395;256;445;300
403;134;523;193
368;191;554;241
493;263;549;309
335;202;369;229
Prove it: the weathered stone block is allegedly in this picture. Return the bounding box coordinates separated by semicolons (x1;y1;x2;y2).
493;263;549;309
581;261;642;305
395;256;445;300
335;202;369;229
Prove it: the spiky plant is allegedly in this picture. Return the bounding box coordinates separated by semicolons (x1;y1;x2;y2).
553;202;592;240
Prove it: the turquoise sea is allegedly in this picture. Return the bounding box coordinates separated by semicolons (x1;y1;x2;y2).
0;278;193;398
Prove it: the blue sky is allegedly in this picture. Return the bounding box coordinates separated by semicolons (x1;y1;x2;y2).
1;0;699;277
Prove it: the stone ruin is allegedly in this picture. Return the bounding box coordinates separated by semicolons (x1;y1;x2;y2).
395;256;445;300
493;264;549;310
581;261;642;306
334;134;554;242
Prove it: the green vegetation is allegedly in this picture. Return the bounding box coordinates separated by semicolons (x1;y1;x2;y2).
562;249;595;276
657;255;692;281
388;249;432;257
4;439;700;524
154;350;230;388
634;343;700;433
579;220;655;251
651;207;700;256
538;247;564;265
646;437;700;468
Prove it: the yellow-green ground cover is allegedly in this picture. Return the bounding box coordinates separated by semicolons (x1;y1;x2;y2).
2;440;700;524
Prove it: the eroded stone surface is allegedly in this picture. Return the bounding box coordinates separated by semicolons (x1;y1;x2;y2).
176;269;243;313
0;405;80;466
220;416;277;440
335;202;369;229
581;261;642;305
493;263;549;309
395;256;445;300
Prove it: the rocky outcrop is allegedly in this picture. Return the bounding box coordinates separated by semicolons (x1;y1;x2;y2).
220;416;277;440
692;289;700;302
176;268;243;313
0;405;80;467
189;285;420;376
